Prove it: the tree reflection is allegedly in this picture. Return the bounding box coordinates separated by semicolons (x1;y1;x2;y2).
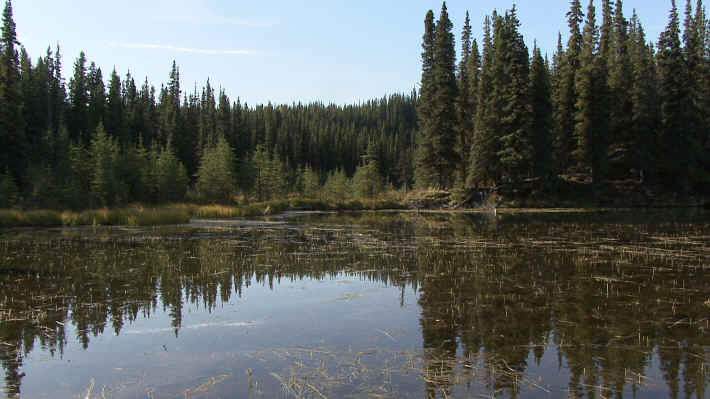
1;211;709;398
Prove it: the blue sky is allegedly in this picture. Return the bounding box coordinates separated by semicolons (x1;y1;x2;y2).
14;0;673;105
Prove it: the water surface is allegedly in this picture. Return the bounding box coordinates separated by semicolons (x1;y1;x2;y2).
1;210;709;398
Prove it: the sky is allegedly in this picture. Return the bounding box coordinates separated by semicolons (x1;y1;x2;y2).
13;0;674;106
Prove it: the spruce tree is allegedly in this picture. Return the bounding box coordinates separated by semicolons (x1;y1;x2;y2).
20;47;41;162
550;32;565;177
466;38;481;133
495;7;533;184
629;12;659;182
216;89;233;148
156;146;188;203
87;62;106;137
599;0;614;63
68;51;89;144
529;44;554;180
430;2;459;188
0;168;19;207
158;61;180;147
324;168;351;202
199;79;217;150
105;69;123;142
682;0;708;186
89;123;119;206
417;3;459;189
301;166;321;199
608;0;634;174
195;136;237;203
0;0;25;186
574;0;608;184
47;45;66;144
468;15;498;187
455;11;474;188
696;1;710;178
353;142;383;199
555;0;584;173
116;139;149;203
416;10;437;188
657;0;693;191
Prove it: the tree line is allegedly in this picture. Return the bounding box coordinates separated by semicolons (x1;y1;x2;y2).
0;0;708;209
418;0;710;197
0;0;417;208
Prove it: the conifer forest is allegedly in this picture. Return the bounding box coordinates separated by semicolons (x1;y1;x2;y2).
0;0;709;209
3;2;710;398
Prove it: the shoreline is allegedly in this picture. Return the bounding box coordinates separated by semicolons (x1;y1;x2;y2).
1;201;708;229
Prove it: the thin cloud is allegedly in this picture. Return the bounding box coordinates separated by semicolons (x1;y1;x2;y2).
194;16;275;28
111;42;255;55
156;15;275;28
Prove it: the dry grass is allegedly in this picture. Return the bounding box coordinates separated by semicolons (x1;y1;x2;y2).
0;205;191;228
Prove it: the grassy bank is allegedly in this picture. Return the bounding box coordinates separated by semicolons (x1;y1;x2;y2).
0;198;410;228
0;205;192;228
193;198;408;218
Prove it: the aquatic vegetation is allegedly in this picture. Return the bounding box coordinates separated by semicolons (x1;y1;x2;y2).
0;210;709;398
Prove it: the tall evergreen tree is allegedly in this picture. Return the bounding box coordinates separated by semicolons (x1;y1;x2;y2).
468;15;498;187
466;38;481;128
555;0;584;173
87;62;105;137
495;7;533;183
608;0;634;175
353;141;384;199
155;145;189;203
199;79;217;149
89;122;119;206
529;44;554;180
216;89;233;147
0;0;26;184
657;0;694;191
416;10;437;188
19;47;40;161
574;0;608;184
417;3;459;189
455;11;474;188
105;69;123;141
430;2;459;188
195;136;237;203
628;11;659;181
158;61;180;147
68;51;89;144
683;0;709;185
47;45;66;144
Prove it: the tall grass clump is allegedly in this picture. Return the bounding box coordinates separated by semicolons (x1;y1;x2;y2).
1;206;191;228
0;209;63;227
194;205;244;219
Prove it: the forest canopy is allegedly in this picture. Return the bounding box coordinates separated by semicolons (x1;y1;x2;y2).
0;0;708;209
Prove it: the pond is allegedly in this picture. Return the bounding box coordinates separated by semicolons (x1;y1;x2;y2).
1;210;709;398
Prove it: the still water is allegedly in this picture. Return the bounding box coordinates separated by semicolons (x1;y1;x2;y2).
1;210;709;398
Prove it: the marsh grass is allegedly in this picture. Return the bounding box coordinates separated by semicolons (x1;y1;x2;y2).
193;198;408;219
0;209;64;227
1;205;192;228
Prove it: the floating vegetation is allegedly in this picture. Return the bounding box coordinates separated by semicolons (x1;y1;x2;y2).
0;210;709;398
183;374;232;398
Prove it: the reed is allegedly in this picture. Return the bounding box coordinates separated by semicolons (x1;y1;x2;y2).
1;205;191;228
0;209;63;227
0;196;411;228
